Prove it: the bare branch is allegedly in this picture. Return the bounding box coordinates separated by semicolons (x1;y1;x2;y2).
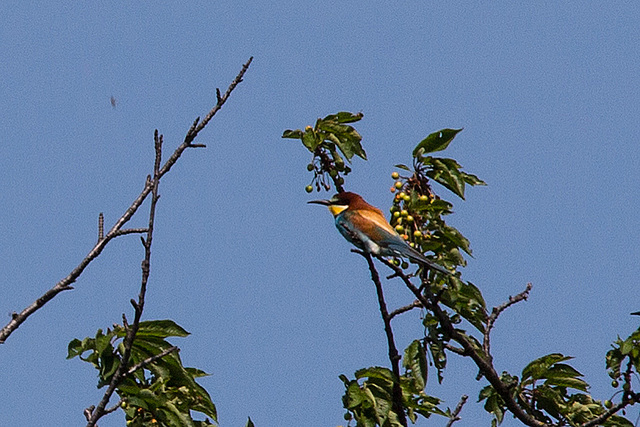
86;130;164;427
376;256;546;427
111;228;149;237
0;57;252;345
358;251;408;427
389;300;422;319
445;395;468;427
444;343;466;355
483;283;532;356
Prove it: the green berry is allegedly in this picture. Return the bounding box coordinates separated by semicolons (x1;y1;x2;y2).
604;400;613;409
398;192;406;199
612;379;619;388
394;181;403;189
307;163;315;171
401;261;409;269
400;210;408;217
393;211;400;218
413;230;422;238
395;225;404;233
329;169;338;178
391;171;400;179
305;185;313;193
406;215;414;223
419;195;429;201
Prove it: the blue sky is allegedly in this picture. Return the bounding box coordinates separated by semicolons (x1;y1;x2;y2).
1;2;640;426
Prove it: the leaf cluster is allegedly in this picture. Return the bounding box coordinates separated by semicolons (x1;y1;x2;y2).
479;353;635;426
68;320;217;427
390;128;485;272
283;111;366;193
340;341;448;427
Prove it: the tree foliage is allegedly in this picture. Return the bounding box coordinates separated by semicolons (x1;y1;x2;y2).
284;112;640;426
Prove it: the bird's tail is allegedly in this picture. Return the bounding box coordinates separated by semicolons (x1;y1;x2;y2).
404;246;451;275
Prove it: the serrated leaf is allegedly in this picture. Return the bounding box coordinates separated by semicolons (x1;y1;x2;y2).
355;366;395;382
323;111;364;124
403;340;428;391
282;129;303;139
413;128;463;156
134;320;190;338
522;353;574;382
543;376;589;392
427;158;467;199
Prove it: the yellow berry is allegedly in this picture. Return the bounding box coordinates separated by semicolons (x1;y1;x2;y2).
394;181;403;189
406;215;414;223
419;195;429;201
400;210;408;217
398;192;406;199
395;225;404;233
305;185;313;193
393;211;400;218
391;171;400;179
413;230;422;238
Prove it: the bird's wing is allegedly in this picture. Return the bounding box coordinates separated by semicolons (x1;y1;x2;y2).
346;209;399;243
353;210;450;274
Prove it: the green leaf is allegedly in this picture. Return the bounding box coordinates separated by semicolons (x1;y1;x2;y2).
137;320;191;338
355;366;395;383
394;164;411;171
301;128;320;151
323;111;364;123
522;353;574;382
245;417;255;427
317;120;367;161
282;129;303;139
402;340;428;391
427;158;467;199
413;128;463;156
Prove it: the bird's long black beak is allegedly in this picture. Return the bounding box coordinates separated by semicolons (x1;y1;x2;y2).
307;199;331;206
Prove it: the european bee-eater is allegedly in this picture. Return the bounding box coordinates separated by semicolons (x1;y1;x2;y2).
309;192;450;274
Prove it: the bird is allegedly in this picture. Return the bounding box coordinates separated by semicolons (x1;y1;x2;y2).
308;191;450;274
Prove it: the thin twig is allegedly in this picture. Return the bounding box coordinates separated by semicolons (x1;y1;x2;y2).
125;345;178;377
483;283;532;356
86;131;164;427
98;213;104;241
111;228;149;237
0;57;252;345
445;395;468;427
389;300;422;319
444;343;466;355
359;251;408;427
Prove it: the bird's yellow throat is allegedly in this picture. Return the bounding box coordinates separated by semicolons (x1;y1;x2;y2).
328;204;348;216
